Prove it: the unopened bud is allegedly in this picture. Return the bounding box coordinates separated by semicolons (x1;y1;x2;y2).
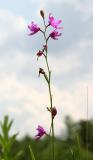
39;68;45;77
37;50;43;57
51;107;57;119
40;10;45;19
43;45;47;52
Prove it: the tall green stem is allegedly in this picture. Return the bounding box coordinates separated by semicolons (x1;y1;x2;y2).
42;22;55;160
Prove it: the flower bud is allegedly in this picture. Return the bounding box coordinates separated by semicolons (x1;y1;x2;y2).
43;45;47;52
51;107;57;119
40;10;45;19
37;50;44;57
39;68;45;77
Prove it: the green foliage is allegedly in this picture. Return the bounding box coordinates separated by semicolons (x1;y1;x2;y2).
29;145;35;160
0;115;93;160
78;120;93;151
0;116;22;160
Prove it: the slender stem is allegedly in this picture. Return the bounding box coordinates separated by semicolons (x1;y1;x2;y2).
45;41;55;160
42;19;55;160
46;51;55;160
86;87;88;160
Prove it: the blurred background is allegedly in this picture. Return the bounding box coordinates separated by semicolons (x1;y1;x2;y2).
0;0;93;159
0;0;93;141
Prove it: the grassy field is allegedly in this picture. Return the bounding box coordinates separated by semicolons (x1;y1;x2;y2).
0;115;93;160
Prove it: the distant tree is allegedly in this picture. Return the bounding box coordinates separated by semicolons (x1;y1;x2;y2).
78;120;93;151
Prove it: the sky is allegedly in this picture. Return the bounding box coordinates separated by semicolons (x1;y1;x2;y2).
0;0;93;138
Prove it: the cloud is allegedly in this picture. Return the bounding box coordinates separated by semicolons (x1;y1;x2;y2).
0;6;93;138
26;1;93;55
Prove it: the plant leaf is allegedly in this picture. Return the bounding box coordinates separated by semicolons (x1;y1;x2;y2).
29;145;35;160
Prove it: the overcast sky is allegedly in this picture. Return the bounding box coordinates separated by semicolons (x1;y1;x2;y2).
0;0;93;138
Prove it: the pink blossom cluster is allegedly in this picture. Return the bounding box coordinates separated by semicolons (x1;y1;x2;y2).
28;13;63;40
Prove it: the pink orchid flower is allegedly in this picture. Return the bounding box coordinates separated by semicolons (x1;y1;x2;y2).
35;125;47;140
50;30;62;40
28;21;40;35
49;13;63;29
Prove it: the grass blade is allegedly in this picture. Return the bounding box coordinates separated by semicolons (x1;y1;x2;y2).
29;145;35;160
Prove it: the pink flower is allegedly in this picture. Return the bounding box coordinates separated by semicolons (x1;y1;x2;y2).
28;21;40;35
50;30;62;40
35;125;47;140
49;13;63;29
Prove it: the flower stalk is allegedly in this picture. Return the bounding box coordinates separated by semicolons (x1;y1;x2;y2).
28;10;63;160
41;14;55;160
